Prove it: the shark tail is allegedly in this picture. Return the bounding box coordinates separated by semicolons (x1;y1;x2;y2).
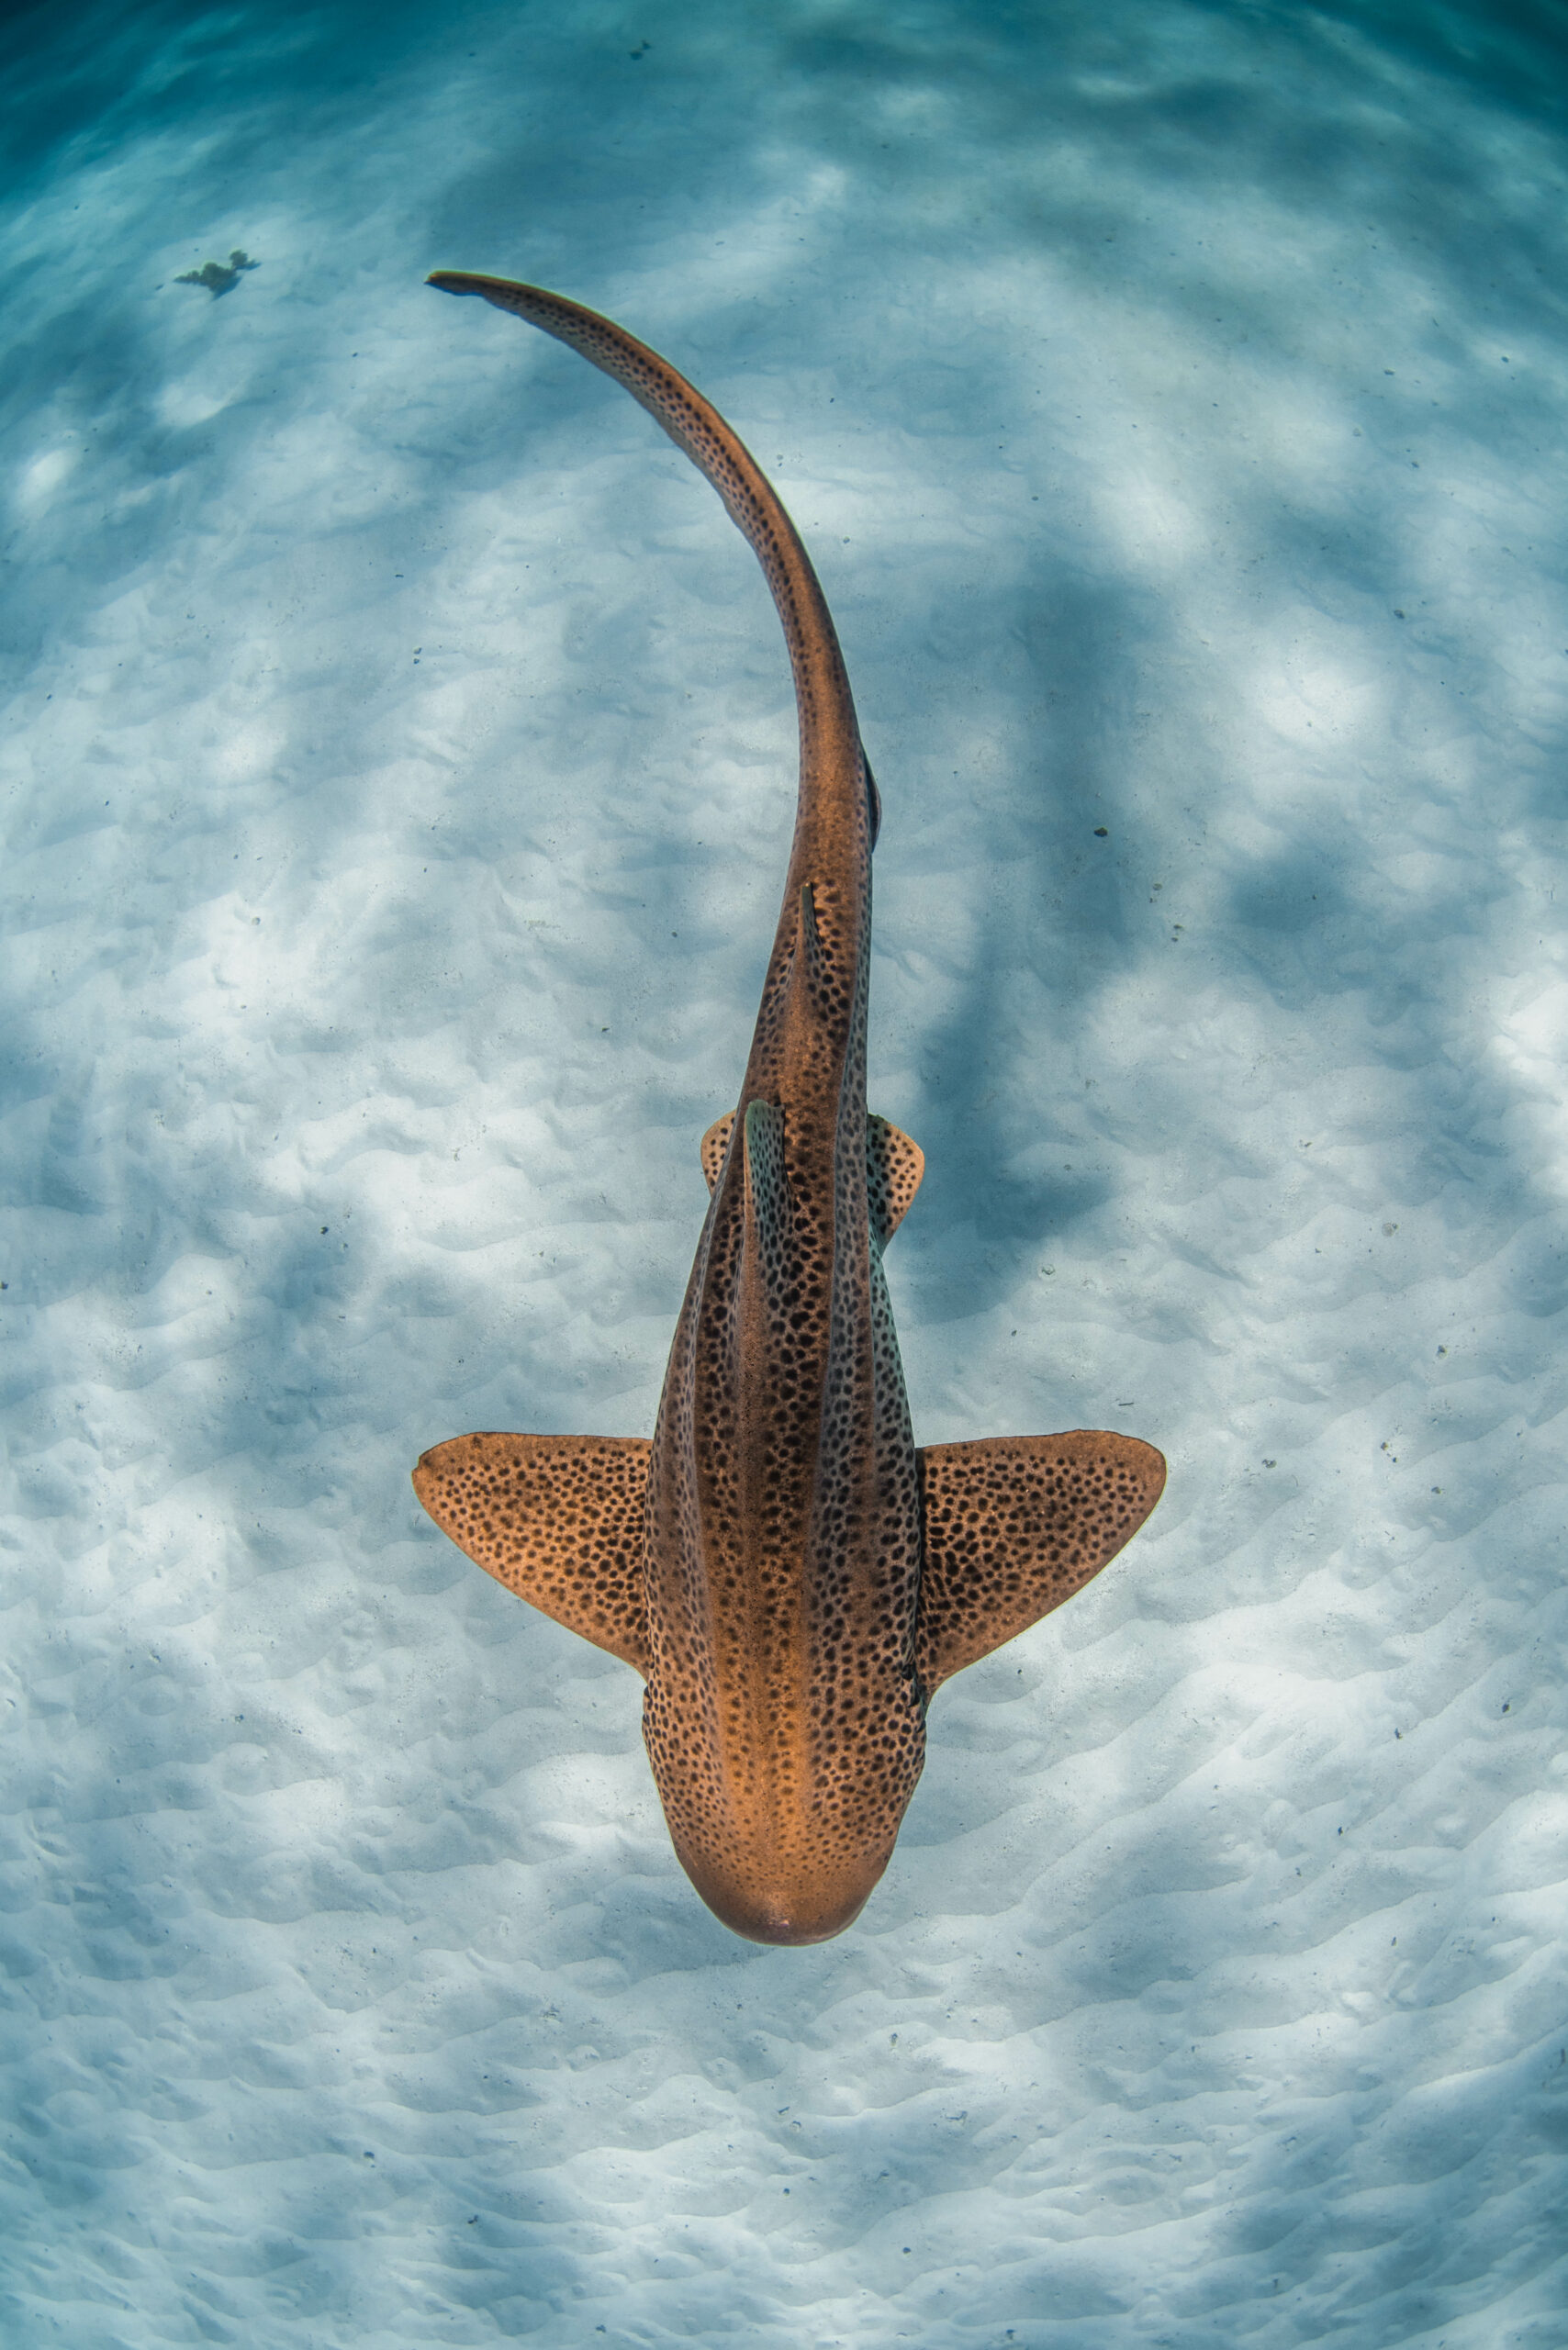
427;271;868;816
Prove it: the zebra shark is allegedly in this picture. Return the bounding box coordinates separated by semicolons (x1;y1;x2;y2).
413;274;1165;1944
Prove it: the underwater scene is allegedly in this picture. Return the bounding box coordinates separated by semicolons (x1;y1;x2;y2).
2;0;1565;2341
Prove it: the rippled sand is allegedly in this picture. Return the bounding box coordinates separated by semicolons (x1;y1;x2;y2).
3;1;1565;2342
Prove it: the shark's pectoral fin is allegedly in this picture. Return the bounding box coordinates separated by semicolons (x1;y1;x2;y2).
915;1431;1165;1694
413;1432;652;1674
700;1112;737;1192
867;1114;924;1247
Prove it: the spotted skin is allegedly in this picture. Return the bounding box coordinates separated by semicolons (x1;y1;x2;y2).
412;1433;651;1673
916;1435;1166;1691
413;274;1166;1943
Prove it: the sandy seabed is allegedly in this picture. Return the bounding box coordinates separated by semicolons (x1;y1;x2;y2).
2;1;1566;2342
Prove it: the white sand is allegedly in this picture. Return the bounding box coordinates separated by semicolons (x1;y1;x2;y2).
2;1;1565;2342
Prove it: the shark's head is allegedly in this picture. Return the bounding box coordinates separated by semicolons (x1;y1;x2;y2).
644;1671;921;1947
675;1842;888;1947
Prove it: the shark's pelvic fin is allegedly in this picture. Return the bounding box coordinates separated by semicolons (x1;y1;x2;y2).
702;1107;922;1241
914;1432;1166;1695
700;1112;737;1192
705;1100;925;1249
867;1114;924;1248
412;1432;653;1674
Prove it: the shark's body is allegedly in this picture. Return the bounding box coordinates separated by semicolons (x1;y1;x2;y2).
414;274;1166;1943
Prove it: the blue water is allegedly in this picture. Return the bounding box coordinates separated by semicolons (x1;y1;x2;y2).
4;1;1566;2342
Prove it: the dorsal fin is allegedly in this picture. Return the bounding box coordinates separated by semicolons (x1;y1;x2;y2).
795;880;825;999
867;1114;924;1247
700;1111;736;1192
864;753;881;848
742;1098;788;1242
915;1432;1165;1694
412;1433;652;1674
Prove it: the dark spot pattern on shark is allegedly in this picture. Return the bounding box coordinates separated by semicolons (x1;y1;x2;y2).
414;273;1166;1944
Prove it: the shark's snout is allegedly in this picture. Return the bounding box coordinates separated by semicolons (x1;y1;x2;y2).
700;1881;875;1948
673;1842;886;1946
